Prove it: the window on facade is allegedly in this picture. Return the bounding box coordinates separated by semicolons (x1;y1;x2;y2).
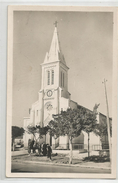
63;73;64;87
29;108;31;114
47;71;50;85
37;110;38;116
51;70;54;85
61;71;65;87
61;71;62;87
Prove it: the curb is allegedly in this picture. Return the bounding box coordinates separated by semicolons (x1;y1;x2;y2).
12;153;28;157
12;159;111;170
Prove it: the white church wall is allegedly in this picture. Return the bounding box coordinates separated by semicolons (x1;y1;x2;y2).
89;132;101;155
81;131;88;150
38;91;44;127
34;108;39;126
52;137;60;149
54;62;59;88
43;101;52;122
23;132;32;148
61;88;70;99
60;97;69;111
30;110;34;125
59;135;69;149
53;88;59;114
23;117;30;128
89;132;100;146
59;62;69;90
70;100;78;109
29;100;44;126
23;117;31;147
83;131;101;152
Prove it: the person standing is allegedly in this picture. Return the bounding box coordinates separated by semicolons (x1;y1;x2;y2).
47;144;52;160
43;143;47;156
31;139;35;153
41;143;44;155
28;139;31;156
38;143;41;156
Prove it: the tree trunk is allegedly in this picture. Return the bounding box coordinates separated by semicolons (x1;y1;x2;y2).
55;138;56;149
12;138;15;151
45;134;46;144
69;138;73;164
88;133;90;157
100;137;102;150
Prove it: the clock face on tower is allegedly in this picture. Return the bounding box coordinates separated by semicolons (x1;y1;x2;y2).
46;103;53;111
45;102;53;111
47;90;53;97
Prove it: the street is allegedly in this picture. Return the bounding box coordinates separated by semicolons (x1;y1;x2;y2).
11;161;111;174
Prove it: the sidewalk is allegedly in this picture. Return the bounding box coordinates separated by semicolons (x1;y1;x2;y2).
12;149;99;159
12;157;111;170
12;149;28;156
12;149;111;170
53;149;99;160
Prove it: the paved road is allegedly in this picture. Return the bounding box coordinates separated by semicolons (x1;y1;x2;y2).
12;162;111;174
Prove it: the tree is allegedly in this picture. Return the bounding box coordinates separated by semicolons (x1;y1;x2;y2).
12;126;24;151
49;108;85;164
26;124;49;141
82;104;99;157
82;111;98;157
36;125;50;142
26;124;37;140
49;119;61;149
93;116;112;149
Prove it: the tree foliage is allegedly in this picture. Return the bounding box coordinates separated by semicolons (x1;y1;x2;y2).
12;126;24;151
82;103;99;134
36;125;50;138
26;125;37;137
82;112;97;133
12;126;24;140
82;104;98;157
49;106;98;162
26;124;50;139
93;117;112;138
49;108;84;140
49;108;87;164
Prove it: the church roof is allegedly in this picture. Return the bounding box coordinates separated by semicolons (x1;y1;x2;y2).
43;23;66;65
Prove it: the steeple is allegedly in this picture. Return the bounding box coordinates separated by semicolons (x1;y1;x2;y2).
44;22;66;65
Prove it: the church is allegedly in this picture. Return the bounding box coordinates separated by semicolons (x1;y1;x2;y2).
23;23;110;151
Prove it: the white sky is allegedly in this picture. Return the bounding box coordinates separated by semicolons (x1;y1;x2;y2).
13;11;113;127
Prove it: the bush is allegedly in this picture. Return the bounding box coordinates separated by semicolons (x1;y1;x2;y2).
83;155;110;162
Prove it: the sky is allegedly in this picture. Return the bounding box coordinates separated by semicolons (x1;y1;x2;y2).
13;11;113;127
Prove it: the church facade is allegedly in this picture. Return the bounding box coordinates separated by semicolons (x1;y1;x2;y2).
23;24;110;151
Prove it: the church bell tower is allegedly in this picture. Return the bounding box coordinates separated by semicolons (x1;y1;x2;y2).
38;22;70;129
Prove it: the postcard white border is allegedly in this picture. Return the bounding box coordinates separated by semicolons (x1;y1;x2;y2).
6;5;118;179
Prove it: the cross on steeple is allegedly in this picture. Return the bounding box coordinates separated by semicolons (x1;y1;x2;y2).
54;21;58;27
43;21;66;65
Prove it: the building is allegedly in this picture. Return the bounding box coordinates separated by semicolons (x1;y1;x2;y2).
23;23;110;151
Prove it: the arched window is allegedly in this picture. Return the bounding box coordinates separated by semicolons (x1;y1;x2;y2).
51;70;54;85
47;70;50;85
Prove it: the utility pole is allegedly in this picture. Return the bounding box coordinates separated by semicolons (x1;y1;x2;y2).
102;79;112;163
